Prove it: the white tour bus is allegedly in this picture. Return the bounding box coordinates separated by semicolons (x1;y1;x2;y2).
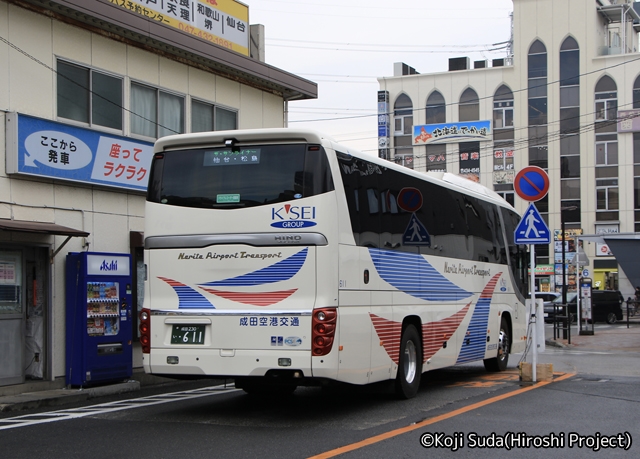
140;128;528;398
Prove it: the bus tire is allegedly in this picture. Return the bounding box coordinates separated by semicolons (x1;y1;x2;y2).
395;324;422;399
484;317;510;372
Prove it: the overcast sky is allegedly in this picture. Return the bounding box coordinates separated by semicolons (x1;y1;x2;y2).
249;0;514;154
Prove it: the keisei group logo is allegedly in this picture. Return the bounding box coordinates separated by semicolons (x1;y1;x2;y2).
271;204;317;228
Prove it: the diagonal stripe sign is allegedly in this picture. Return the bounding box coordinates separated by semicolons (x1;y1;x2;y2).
514;166;549;202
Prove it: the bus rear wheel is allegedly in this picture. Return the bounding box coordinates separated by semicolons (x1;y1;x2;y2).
484;317;510;372
395;324;422;399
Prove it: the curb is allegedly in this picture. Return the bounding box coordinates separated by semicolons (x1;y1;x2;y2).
545;338;571;349
0;380;140;413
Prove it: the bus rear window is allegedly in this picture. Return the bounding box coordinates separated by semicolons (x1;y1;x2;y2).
147;144;334;209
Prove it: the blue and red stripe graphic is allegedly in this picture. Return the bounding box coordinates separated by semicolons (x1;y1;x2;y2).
158;277;215;309
368;249;472;301
456;273;502;364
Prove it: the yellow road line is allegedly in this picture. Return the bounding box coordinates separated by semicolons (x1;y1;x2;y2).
307;372;576;459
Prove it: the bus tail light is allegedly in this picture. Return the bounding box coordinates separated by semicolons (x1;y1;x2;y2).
312;307;337;356
140;308;151;354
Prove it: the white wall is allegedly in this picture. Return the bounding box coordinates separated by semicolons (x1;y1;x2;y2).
0;1;287;379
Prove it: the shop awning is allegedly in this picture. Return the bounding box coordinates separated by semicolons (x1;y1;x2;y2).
603;237;640;292
0;219;89;262
0;219;89;237
577;233;640;291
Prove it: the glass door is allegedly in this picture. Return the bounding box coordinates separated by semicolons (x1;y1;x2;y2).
0;250;24;386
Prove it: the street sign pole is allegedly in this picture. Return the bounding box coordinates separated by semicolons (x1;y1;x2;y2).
513;166;550;384
530;244;537;383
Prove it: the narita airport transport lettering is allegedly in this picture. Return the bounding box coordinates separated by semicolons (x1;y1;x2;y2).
177;252;283;261
443;261;491;278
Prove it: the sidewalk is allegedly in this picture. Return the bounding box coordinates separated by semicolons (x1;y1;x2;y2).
545;317;640;352
0;370;178;413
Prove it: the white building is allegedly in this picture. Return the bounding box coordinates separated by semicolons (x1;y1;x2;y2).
378;0;640;297
0;0;316;390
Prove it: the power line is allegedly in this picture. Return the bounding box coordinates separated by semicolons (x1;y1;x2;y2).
3;28;638;171
268;37;511;49
0;35;183;136
289;54;640;124
257;0;513;14
268;43;509;54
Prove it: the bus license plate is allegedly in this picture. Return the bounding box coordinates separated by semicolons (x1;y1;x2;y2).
171;325;205;344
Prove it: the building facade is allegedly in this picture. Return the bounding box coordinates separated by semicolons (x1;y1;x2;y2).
0;0;316;389
378;0;640;297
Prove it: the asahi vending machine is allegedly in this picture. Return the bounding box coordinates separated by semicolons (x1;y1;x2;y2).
66;252;133;386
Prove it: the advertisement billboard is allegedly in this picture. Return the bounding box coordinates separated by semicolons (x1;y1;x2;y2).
5;113;154;192
112;0;250;56
413;120;491;145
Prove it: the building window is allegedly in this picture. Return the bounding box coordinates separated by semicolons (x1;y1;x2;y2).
634;133;640;231
594;76;618;222
595;141;618;166
559;37;581;226
459;142;480;181
393;94;413;165
594;76;617;123
528;40;550;263
57;60;123;131
493;85;515;191
633;75;640;109
496;191;515;207
191;100;238;132
425;144;446;172
596;180;619;211
494;84;514;129
131;82;184;139
458;89;479;180
459;88;479;122
561;200;581;224
426;91;445;125
425;91;446;172
528;40;548;171
561;178;580;200
394;94;413;134
595;95;618;121
493;100;514;129
493;148;514;172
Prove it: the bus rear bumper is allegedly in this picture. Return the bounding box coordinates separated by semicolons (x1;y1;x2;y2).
142;348;312;378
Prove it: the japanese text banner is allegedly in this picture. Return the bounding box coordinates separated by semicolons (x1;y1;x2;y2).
7;113;154;192
413;120;492;145
110;0;249;56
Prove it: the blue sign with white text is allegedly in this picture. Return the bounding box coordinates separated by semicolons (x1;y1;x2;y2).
7;113;154;192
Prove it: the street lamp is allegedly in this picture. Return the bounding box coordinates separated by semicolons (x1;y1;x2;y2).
560;205;578;343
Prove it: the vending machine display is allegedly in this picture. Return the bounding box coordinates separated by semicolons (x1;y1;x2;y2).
87;282;120;336
66;252;133;387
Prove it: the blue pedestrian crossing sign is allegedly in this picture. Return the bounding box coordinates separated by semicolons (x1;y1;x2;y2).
514;202;550;244
403;213;431;246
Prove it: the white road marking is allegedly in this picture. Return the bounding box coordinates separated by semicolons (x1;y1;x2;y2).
0;384;239;430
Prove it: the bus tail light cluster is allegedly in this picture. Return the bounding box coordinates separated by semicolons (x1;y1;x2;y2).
139;308;150;354
312;307;337;356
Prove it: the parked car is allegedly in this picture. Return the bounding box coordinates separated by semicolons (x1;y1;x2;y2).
543;290;624;324
529;292;561;303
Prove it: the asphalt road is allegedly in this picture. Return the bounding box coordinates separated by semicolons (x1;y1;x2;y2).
0;324;638;459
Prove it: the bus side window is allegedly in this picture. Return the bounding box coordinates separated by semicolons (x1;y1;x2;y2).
500;207;528;297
